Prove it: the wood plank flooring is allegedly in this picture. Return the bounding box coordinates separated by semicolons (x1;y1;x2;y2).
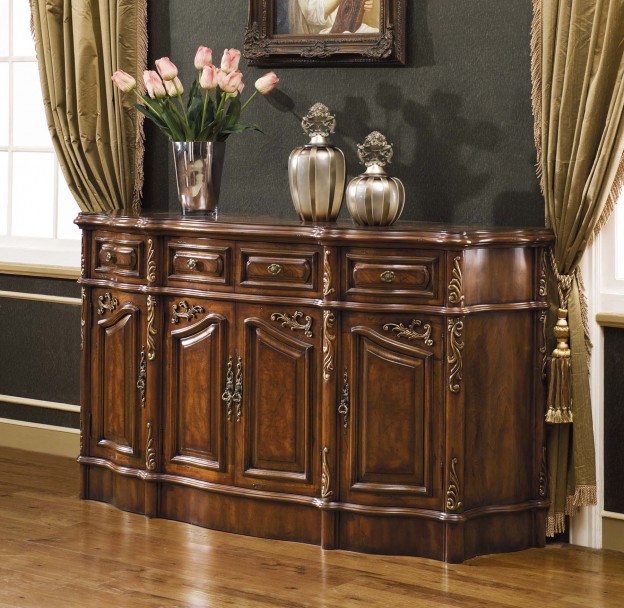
1;446;623;607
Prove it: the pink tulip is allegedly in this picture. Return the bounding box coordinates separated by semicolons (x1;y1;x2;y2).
164;76;184;97
218;70;243;95
194;46;213;70
143;70;166;99
155;57;178;81
111;70;136;92
220;48;241;74
200;65;219;90
255;72;279;95
238;81;245;95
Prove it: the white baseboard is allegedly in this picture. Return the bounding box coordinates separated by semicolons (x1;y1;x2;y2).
0;418;79;459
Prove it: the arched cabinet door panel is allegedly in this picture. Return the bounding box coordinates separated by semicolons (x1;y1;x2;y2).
340;315;444;510
90;290;144;469
163;300;234;485
235;305;321;496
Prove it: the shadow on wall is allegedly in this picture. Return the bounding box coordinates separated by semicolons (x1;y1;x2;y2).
331;85;501;223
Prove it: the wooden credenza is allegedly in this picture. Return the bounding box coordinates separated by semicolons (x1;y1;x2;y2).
76;213;553;563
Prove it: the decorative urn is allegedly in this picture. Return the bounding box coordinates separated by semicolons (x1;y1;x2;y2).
288;103;346;222
346;131;405;226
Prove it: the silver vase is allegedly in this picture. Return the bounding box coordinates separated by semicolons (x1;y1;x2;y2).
172;141;226;217
289;103;346;222
346;132;405;226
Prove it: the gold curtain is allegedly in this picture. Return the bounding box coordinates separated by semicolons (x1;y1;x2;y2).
531;0;624;536
30;0;147;213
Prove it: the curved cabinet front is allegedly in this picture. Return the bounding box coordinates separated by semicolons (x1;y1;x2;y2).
77;214;552;563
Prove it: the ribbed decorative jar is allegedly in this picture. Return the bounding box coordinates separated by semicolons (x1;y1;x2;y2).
346;132;405;226
288;103;346;222
172;141;226;217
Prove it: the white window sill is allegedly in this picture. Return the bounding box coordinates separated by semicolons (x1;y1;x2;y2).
0;238;81;279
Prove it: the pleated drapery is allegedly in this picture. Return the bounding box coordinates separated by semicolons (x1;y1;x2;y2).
30;0;147;213
531;0;624;536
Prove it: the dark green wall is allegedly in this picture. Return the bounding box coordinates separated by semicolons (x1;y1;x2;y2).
144;0;544;227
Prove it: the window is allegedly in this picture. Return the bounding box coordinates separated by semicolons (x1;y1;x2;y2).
598;192;624;312
0;0;80;269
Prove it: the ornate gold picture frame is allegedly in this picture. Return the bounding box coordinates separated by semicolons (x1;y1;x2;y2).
244;0;406;66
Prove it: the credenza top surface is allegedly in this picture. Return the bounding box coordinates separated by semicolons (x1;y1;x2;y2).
76;212;553;249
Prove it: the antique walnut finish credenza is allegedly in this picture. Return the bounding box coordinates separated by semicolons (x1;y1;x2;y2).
76;212;554;563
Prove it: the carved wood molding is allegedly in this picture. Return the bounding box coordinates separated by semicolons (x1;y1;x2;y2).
446;457;463;512
146;295;157;361
448;256;464;305
383;319;433;347
321;446;333;500
146;422;157;471
147;239;156;284
270;311;313;338
447;318;464;393
171;301;205;324
322;311;336;381
539;250;548;298
323;249;335;298
97;292;118;315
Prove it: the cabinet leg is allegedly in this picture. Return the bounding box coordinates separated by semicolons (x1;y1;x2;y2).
321;509;337;550
79;464;89;500
443;522;465;564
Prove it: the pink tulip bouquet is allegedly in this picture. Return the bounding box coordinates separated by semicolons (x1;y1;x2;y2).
112;47;279;142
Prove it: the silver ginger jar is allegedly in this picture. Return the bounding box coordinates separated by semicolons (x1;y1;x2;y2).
346;132;405;226
289;103;346;222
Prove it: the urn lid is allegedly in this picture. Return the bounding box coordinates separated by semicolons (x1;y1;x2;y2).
357;131;394;174
301;103;336;144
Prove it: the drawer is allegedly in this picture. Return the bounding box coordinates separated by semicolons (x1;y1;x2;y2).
344;249;442;303
166;238;232;288
92;232;146;282
237;245;320;294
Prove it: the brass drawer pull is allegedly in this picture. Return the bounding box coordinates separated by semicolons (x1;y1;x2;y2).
187;258;198;270
105;251;115;264
380;270;395;283
268;263;282;275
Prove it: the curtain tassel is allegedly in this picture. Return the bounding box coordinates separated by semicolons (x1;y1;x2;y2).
546;308;573;424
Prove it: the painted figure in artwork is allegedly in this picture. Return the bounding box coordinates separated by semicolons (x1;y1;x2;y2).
285;0;380;35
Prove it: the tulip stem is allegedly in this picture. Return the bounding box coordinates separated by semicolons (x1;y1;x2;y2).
241;90;259;112
200;90;210;134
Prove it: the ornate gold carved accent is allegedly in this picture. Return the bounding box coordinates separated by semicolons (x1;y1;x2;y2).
338;369;350;430
323;249;335;297
322;311;336;382
147;239;156;284
362;26;395;59
539;447;548;498
234;356;243;423
270;311;313;338
146;295;157;361
171;301;205;324
321;446;333;499
539;250;548;297
446;457;462;512
137;347;147;408
539;311;548;380
447;318;464;393
80;288;86;351
97;292;119;315
383;319;434;347
448;256;464;305
243;21;270;59
80;253;85;279
146;422;157;471
222;356;234;423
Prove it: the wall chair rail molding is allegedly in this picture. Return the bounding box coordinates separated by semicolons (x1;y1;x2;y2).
0;263;80;281
76;212;552;563
245;0;406;66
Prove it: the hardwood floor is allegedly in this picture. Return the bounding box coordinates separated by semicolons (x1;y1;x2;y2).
1;446;623;608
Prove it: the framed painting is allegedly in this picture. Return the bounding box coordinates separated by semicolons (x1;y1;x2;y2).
244;0;406;66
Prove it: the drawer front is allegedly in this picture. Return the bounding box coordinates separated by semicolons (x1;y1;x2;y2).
344;249;442;303
166;239;232;288
237;245;319;294
93;233;145;282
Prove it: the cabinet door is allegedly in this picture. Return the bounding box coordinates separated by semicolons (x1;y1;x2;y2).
163;297;234;485
340;313;444;509
235;304;321;496
90;289;145;469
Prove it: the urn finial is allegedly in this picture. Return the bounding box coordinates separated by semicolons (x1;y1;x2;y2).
302;103;336;140
357;131;394;169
